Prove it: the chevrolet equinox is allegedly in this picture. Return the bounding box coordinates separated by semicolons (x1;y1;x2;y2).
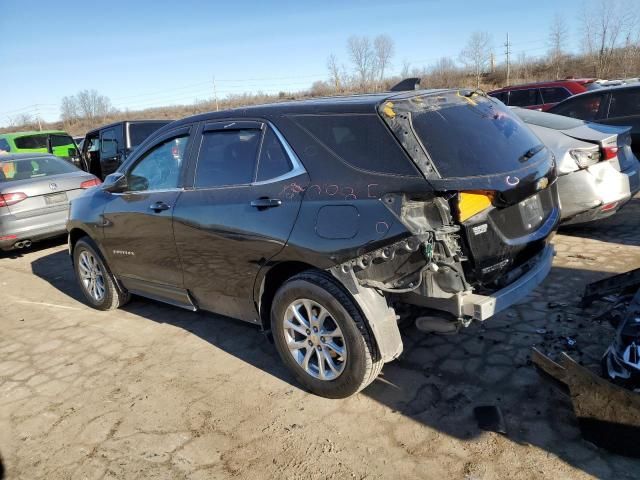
68;89;560;398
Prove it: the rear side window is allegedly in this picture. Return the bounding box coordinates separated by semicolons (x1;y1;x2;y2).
256;128;292;181
14;135;47;149
508;89;542;107
0;138;10;152
291;114;417;176
50;134;74;148
608;89;640;118
551;94;604;121
0;156;77;182
129;122;169;148
490;92;507;103
195;129;261;188
540;87;571;104
381;92;544;178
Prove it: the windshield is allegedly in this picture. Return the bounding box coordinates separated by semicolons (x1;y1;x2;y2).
381;91;545;178
0;156;77;182
128;122;171;148
513;107;587;131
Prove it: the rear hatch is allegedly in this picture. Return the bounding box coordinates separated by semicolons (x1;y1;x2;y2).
379;90;560;289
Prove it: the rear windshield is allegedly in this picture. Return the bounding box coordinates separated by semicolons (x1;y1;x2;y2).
129;122;170;148
381;92;545;178
513;107;587;130
0;156;77;182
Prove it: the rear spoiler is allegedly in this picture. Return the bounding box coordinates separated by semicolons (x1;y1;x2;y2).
389;78;421;92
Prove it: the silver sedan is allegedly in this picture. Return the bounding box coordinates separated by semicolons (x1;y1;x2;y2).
515;108;640;225
0;153;100;251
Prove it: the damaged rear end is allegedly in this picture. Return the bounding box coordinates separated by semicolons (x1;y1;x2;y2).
368;90;560;324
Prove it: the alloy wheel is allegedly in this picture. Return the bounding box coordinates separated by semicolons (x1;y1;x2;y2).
78;250;106;302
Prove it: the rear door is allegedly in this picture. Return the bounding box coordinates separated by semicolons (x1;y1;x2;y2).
173;120;309;322
101;126;193;293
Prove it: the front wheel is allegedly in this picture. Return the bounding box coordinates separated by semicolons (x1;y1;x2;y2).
73;238;129;310
271;271;383;398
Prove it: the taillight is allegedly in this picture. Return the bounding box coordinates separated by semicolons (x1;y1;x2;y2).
80;178;102;189
0;192;27;207
570;147;601;168
602;146;619;160
457;191;495;222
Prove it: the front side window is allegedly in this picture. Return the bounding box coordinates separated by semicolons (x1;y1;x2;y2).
256;128;292;181
508;89;541;107
101;129;118;157
127;135;188;192
540;87;571;104
551;94;604;121
194;129;261;188
50;134;75;148
608;89;640;118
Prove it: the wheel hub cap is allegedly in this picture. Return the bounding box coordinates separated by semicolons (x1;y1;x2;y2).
283;299;347;381
78;250;106;302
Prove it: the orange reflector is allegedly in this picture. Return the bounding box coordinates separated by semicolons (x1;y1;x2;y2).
458;191;494;222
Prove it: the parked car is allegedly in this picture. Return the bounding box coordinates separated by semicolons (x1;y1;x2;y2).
548;84;640;156
0;154;100;251
489;79;598;111
0;131;81;166
514;108;640;225
80;120;173;179
68;90;560;398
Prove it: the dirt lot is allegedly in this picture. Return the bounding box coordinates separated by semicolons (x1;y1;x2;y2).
1;198;640;480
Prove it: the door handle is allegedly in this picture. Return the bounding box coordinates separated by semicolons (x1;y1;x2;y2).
250;197;282;209
149;201;171;212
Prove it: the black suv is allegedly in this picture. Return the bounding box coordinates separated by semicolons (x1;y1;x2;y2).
81;120;173;179
68;90;560;398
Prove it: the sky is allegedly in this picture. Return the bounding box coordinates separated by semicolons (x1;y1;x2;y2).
0;0;594;125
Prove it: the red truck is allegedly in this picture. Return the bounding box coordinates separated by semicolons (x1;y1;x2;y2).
489;79;599;111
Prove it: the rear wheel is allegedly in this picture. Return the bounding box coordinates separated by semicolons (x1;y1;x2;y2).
73;238;129;310
271;270;383;398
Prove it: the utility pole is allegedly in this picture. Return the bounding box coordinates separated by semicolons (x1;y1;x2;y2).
490;53;495;73
35;104;42;131
504;33;512;86
212;76;219;112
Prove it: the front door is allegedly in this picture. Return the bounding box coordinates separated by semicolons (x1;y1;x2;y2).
101;128;192;291
173;121;309;322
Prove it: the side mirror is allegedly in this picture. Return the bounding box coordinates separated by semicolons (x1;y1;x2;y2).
102;172;128;193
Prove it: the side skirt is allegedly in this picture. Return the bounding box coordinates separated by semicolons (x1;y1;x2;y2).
119;276;198;311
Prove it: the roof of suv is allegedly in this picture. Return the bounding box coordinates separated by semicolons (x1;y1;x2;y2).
166;89;451;130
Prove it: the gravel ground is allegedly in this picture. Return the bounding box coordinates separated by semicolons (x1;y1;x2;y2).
1;197;640;479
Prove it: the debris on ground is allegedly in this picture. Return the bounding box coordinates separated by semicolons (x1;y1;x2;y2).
473;406;507;435
532;349;640;458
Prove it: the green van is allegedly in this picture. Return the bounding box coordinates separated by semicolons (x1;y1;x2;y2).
0;131;81;166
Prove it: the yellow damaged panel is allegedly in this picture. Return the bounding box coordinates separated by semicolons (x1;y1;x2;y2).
382;101;396;118
458;191;493;222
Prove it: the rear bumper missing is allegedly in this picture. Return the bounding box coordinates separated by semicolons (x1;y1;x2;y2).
400;244;555;321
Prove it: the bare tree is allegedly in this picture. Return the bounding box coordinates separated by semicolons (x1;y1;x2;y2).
347;35;376;88
581;0;637;77
459;31;492;88
76;89;113;121
8;113;38;130
400;59;411;78
429;57;459;88
60;95;79;123
374;34;395;88
548;14;569;79
326;54;343;92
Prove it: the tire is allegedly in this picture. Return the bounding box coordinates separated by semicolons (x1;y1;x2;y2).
271;270;383;399
73;237;130;310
